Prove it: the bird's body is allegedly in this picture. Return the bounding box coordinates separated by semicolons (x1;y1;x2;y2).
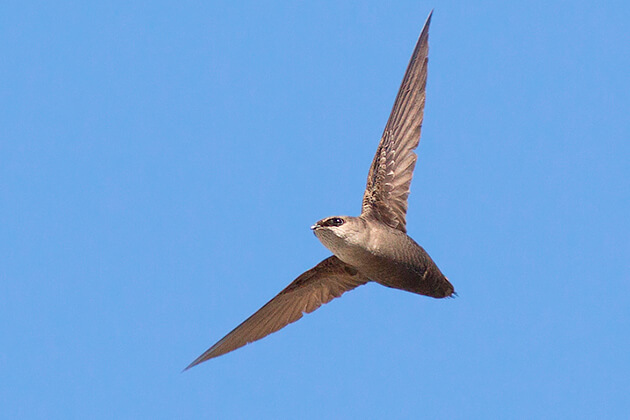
313;216;453;299
186;11;454;370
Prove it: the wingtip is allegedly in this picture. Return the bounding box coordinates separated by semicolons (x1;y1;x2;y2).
418;10;433;42
425;9;434;27
182;361;197;372
183;353;209;372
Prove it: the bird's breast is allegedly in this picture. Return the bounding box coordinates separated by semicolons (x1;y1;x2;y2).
346;228;430;283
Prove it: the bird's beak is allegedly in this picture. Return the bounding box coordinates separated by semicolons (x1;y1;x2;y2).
310;224;318;230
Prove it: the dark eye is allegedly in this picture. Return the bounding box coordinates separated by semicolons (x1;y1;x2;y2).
328;217;344;227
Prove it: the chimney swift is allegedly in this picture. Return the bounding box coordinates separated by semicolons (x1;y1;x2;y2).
186;11;454;370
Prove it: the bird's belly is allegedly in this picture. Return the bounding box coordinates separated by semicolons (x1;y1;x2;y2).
325;232;416;281
357;254;417;285
344;237;453;298
332;243;410;284
328;242;374;270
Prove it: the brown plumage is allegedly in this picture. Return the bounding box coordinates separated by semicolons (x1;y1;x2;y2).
186;11;454;370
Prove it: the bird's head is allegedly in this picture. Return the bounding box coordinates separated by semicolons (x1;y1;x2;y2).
310;216;365;252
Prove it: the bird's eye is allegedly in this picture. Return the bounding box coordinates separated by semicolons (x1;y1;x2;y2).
329;217;344;227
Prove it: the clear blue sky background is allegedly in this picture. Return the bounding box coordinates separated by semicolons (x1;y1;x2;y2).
2;1;628;418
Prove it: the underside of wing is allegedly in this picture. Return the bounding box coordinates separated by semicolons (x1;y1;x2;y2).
185;256;369;369
362;12;432;233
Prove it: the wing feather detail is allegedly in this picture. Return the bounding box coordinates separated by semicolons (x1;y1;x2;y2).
362;12;432;232
185;256;369;369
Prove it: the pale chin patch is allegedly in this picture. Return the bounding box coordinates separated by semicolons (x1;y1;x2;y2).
314;227;349;254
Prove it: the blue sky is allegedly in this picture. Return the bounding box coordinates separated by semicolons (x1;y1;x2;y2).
1;1;629;418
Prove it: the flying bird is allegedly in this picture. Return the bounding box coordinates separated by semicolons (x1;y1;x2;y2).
186;11;454;370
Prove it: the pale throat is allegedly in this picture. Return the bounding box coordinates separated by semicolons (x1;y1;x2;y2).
315;228;371;268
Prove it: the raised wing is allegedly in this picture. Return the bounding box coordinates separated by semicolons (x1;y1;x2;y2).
185;256;369;369
362;12;432;233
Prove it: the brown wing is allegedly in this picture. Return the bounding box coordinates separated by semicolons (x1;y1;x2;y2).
185;256;369;369
362;12;432;233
